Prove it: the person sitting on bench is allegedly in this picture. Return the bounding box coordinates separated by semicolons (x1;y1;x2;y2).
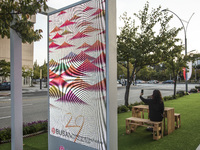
140;89;164;131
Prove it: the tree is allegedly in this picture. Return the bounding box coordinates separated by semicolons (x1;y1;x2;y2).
41;60;47;79
22;66;32;84
0;0;48;44
164;45;186;97
0;60;10;82
117;63;127;80
196;64;200;69
117;2;182;106
33;60;40;79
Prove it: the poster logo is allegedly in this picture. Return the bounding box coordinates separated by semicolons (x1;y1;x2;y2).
52;127;55;134
59;146;65;150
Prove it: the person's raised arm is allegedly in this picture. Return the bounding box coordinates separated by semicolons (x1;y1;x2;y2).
139;92;150;104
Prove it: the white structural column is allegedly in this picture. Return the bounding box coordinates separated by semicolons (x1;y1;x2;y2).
10;16;23;150
106;0;117;149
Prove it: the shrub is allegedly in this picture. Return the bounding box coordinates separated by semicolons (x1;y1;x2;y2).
176;90;185;97
195;86;200;91
189;88;198;93
163;96;174;101
118;105;129;113
0;120;47;143
0;128;11;142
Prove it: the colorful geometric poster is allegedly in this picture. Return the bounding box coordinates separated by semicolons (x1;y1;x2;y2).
48;0;107;149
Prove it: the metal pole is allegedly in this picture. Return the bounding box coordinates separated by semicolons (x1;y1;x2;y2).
10;14;23;150
185;37;188;93
162;9;194;93
195;63;197;83
40;68;42;89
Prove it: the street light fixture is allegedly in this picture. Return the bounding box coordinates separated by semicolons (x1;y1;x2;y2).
162;9;195;93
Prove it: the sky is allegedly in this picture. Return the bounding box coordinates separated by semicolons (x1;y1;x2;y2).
34;0;200;65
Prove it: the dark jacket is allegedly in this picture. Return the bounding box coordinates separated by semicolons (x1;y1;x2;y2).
140;96;164;121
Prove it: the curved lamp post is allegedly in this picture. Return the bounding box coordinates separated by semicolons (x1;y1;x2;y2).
162;9;195;93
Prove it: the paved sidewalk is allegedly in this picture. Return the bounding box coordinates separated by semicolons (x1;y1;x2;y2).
0;84;47;97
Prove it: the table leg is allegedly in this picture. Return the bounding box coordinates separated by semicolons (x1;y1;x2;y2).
166;109;175;135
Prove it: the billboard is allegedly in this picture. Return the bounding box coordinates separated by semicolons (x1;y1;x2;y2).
48;0;111;149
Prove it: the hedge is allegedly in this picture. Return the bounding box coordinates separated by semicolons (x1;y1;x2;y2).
0;120;47;143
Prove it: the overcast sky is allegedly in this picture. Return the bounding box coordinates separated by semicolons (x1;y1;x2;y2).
34;0;200;65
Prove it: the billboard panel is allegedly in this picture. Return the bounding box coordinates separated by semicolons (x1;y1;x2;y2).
48;0;107;149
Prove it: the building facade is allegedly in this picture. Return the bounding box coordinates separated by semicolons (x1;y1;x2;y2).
0;15;36;69
0;16;36;83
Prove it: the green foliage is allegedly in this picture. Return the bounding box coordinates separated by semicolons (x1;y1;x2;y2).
32;60;47;79
189;88;198;93
0;59;34;82
118;94;200;150
117;1;182;106
41;60;47;79
118;102;145;114
0;120;47;143
163;95;174;101
0;60;10;81
163;91;186;101
127;102;145;111
196;64;200;69
117;63;127;79
0;0;48;44
0;128;11;142
118;105;129;113
195;86;200;90
33;60;40;79
176;90;185;97
22;67;32;78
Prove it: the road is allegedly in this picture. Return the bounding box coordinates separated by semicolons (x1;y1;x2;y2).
0;83;199;128
0;91;48;129
117;83;199;105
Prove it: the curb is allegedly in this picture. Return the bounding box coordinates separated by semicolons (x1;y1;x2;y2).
0;93;10;97
0;130;47;144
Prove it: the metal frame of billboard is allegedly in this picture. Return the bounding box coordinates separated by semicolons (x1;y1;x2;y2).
47;0;117;149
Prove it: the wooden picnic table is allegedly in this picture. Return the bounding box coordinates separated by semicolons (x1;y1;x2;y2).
132;105;175;135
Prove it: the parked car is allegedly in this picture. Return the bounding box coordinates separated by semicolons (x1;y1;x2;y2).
147;80;159;84
136;80;145;84
162;80;174;84
0;82;11;90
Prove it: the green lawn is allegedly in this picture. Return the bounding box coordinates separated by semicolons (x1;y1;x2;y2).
0;93;200;150
0;133;48;150
118;93;200;150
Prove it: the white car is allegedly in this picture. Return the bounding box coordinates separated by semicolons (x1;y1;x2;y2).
136;80;145;84
147;80;159;84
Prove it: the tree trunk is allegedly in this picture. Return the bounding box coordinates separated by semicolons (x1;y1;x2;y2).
124;63;136;107
174;79;177;98
124;59;130;107
124;82;131;106
173;72;177;98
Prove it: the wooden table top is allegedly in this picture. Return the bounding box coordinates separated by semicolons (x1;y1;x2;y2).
132;105;174;111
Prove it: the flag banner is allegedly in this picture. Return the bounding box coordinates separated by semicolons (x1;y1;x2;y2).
183;61;192;81
48;0;107;149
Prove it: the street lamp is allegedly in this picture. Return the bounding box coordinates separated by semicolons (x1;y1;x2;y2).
162;9;195;93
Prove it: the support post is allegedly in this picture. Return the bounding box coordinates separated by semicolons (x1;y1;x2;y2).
106;0;117;149
40;69;42;89
10;16;23;150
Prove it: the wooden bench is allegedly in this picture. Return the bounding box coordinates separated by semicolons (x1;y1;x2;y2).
126;117;163;140
174;113;181;129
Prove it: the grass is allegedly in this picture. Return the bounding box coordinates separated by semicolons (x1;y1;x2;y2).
118;93;200;150
0;93;200;150
0;133;48;150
